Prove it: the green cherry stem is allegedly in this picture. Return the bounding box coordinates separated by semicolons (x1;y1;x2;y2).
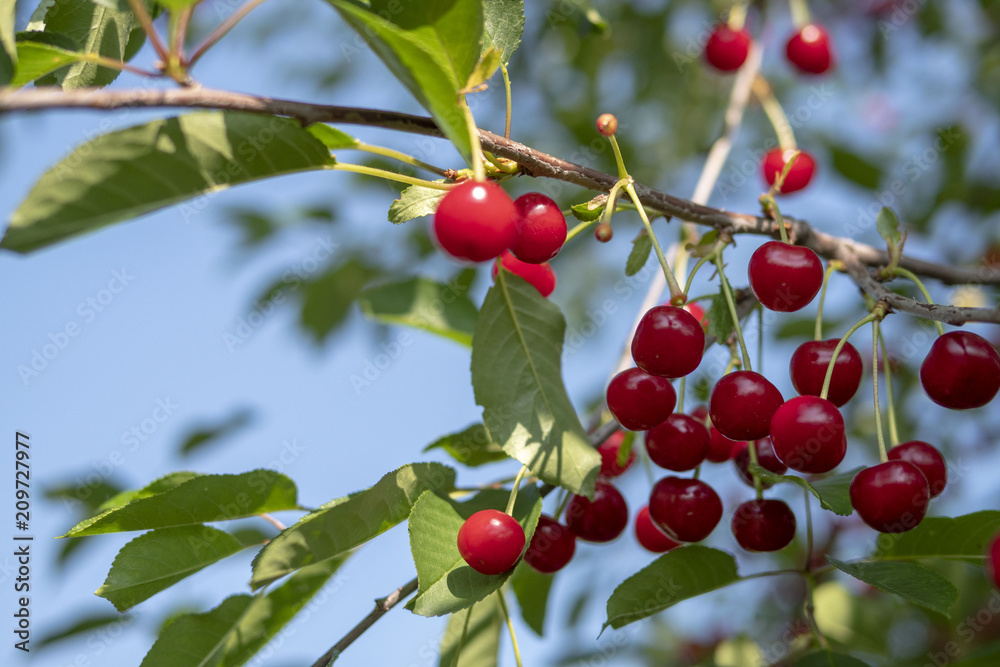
500;62;513;140
505;464;530;516
819;310;880;401
803;488;814;568
552;489;570;521
682;252;715;297
625;182;685;302
354;142;450;177
746;439;764;499
677;377;687;414
187;0;270;69
459;99;487;182
330;163;455;190
813;262;839;341
608;135;629;179
893;267;946;335
872;318;888;463
728;1;749;30
497;592;523;667
757;306;765;374
714;252;753;371
450;605;475;667
753;77;797;153
761;194;790;243
790;0;812;28
878;328;900;448
564;218;598;243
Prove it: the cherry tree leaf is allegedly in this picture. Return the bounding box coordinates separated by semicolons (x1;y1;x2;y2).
0;0;16;84
11;35;92;87
625;231;652;276
438;594;503;667
358;276;478;347
750;466;860;517
482;0;524;65
872;511;1000;563
826;557;958;618
96;472;203;513
876;206;902;246
423;424;509;467
510;561;554;636
388;183;448;224
305;123;359;149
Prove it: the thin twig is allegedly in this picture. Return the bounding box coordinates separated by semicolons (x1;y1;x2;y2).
125;0;170;64
187;0;271;68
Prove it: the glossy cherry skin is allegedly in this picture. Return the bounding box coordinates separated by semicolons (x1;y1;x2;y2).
769;396;846;473
684;302;708;329
648;476;723;543
888;441;947;498
732;438;788;489
709;371;784;441
850;461;930;533
433;180;517;262
646;414;710;472
748;241;824;312
511;193;567;264
607;368;677;431
790;339;864;407
704;24;752;72
691;405;740;463
565;481;629;543
989;533;1000;590
763;148;817;194
635;505;681;553
523;515;576;573
492;251;557;297
631;305;706;378
597;431;635;478
457;509;526;575
732;499;797;552
786;24;834;75
919;331;1000;410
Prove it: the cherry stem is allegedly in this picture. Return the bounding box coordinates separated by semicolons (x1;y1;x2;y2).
599;179;630;228
768;150;802;207
728;1;748;31
819;311;879;401
450;605;474;667
746;440;764;500
564;218;597;243
169;7;194;63
552;489;570;521
460;99;487;182
803;489;814;569
803;573;831;653
878;328;900;448
626;182;685;302
682;252;714;297
126;0;171;68
354;142;450;177
872;319;889;463
187;0;270;69
505;464;530;516
501;63;513;140
757;306;765;374
714;253;753;371
259;513;286;531
677;376;686;414
893;267;946;336
814;262;838;341
790;0;812;28
753;77;797;152
608;135;629;180
497;592;523;667
331;163;455;190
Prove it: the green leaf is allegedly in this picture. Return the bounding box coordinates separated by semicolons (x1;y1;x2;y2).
96;472;203;514
795;652;872;666
510;561;554;636
179;409;253;456
388;183;448;224
873;511;1000;563
156;0;201;10
97;526;246;611
604;546;740;629
358;276;479;347
250;462;455;589
464;46;502;91
299;258;381;343
876;206;902;246
305;123;359;150
63;470;298;537
570;195;607;222
423;423;509;467
37;613;135;649
0;0;17;85
826;557;958;618
11;35;91;86
616;431;635;469
408;487;542;617
3;112;333;254
750;466;859;517
706;289;736;342
471;271;600;496
830;146;883;190
625;231;652;276
439;594;503;667
481;0;524;65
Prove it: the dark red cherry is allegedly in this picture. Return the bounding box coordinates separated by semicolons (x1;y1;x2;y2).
732;438;788;488
850;460;930;533
492;251;556;297
708;425;742;462
684;302;708;329
607;368;677;431
989;533;1000;589
645;414;710;472
731;499;797;552
631;305;706;378
704;24;752;72
433;180;517;262
635;505;680;553
748;241;824;312
523;515;576;573
511;193;567;264
786;24;834;75
763;148;817;194
919;331;1000;410
709;371;784;441
888;441;947;498
597;431;635;478
769;396;846;473
457;509;525;575
790;339;864;407
648;476;723;543
565;481;629;543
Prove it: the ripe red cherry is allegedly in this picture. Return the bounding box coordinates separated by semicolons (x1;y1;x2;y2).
631;305;706;378
769;396;846;473
457;509;526;575
523;515;576;573
511;193;567;264
635;505;680;553
492;251;556;297
786;24;834;75
709;371;784;441
989;533;1000;589
790;339;864;407
919;331;1000;410
606;368;677;431
645;414;710;472
888;441;947;498
763;148;816;194
433;180;517;262
684;302;708;329
748;241;824;312
565;481;629;543
597;431;635;478
732;438;788;488
648;476;723;543
704;24;751;72
850;461;930;533
708;425;742;462
731;499;797;552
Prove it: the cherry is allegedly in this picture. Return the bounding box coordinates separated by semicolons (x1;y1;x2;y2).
786;24;834;75
989;533;1000;590
731;499;797;552
709;371;784;441
635;505;681;553
565;480;629;543
492;251;556;297
769;396;846;473
596;113;618;137
511;193;567;264
631;305;706;378
763;148;816;194
457;509;526;575
606;368;677;431
888;441;947;498
919;331;1000;410
850;460;930;533
732;438;788;488
790;339;864;407
704;24;752;72
646;413;710;472
648;476;723;543
597;430;635;478
748;241;824;312
523;515;576;573
684;302;708;329
433;180;517;262
708;425;743;462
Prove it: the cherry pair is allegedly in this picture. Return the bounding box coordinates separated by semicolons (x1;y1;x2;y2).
704;24;832;75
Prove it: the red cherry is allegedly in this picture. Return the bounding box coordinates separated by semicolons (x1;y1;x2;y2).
684;302;708;329
888;441;947;498
606;368;677;431
646;414;710;472
786;24;834;75
511;193;567;264
523;515;576;573
597;431;635;478
850;461;930;533
433;180;517;262
708;425;742;462
731;499;797;552
989;533;1000;589
631;305;706;378
748;241;824;312
769;396;846;473
790;339;864;407
732;438;788;488
565;481;629;543
919;331;1000;410
492;251;556;297
709;371;784;441
704;24;752;72
457;509;526;575
635;505;681;553
763;148;817;194
648;476;723;543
